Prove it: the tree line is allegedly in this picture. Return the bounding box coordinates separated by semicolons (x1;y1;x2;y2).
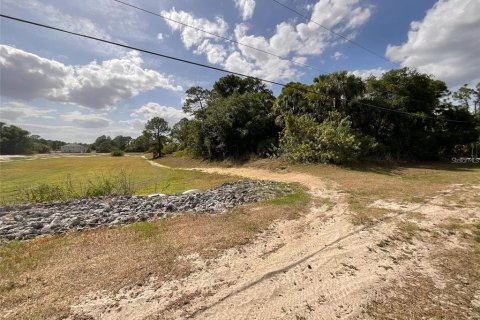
2;68;478;163
91;118;170;156
167;68;479;163
0;122;67;154
0;121;170;156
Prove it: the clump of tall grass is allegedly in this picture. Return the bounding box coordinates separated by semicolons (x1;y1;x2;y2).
15;170;135;204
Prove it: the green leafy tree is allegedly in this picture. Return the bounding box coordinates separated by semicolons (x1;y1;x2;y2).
312;71;365;116
0;122;34;154
177;75;277;159
452;84;477;109
197;92;276;159
212;74;272;98
30;135;51;153
172;119;204;156
360;68;451;159
94;135;113;153
436;104;478;156
274;82;313;126
144;117;170;158
451;82;480;157
112;135;132;151
182;86;210;115
127;134;150;152
174;71;478;162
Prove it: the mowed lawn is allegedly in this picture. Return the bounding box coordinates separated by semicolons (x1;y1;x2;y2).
0;154;236;203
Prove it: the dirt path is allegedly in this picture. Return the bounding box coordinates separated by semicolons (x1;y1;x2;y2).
70;166;479;319
141;155;171;169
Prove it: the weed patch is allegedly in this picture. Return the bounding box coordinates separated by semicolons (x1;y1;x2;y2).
130;222;161;239
13;170;135;204
265;183;309;206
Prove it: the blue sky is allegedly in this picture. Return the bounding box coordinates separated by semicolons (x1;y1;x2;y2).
1;0;479;142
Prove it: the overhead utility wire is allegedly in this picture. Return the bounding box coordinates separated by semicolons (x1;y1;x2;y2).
0;14;467;123
113;0;426;117
270;0;401;67
111;0;325;74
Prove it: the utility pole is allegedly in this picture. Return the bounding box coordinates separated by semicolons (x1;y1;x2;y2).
475;100;478;159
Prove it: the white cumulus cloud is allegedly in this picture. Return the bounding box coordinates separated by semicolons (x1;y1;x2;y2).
386;0;480;87
161;8;229;48
234;0;256;21
118;118;146;132
161;0;372;82
0;45;182;110
61;111;112;128
332;51;344;60
349;67;388;79
2;0;127;57
0;102;54;121
130;103;189;125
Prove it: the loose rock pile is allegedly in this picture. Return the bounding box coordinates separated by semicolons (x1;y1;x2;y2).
0;180;291;242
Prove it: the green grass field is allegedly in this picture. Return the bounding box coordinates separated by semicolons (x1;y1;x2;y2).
0;154;236;203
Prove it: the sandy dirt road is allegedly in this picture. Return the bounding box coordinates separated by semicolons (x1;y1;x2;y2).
71;166;480;319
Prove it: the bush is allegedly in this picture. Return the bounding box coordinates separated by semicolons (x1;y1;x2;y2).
257;137;277;157
32;142;51;154
279;112;376;164
162;143;178;155
111;150;125;157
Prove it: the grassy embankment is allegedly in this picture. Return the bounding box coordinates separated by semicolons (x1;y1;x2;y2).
0;154;309;319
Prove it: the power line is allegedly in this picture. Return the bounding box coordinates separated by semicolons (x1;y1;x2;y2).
0;14;286;86
0;14;467;123
270;0;401;67
111;0;326;74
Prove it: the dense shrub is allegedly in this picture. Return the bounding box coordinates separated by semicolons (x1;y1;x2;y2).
162;143;178;155
111;150;125;157
279;112;376;164
32;142;51;154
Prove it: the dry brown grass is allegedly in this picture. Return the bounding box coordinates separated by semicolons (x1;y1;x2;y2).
365;197;480;320
0;187;309;319
366;243;480;319
250;159;480;225
158;156;480;225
